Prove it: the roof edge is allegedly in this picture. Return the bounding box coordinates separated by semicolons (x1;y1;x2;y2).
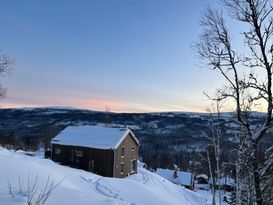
51;142;116;151
114;129;139;149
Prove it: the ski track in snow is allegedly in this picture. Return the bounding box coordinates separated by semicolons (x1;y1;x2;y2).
81;176;143;205
80;176;125;202
95;179;124;201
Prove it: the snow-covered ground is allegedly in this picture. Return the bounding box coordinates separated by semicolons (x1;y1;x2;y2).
195;184;229;205
0;147;206;205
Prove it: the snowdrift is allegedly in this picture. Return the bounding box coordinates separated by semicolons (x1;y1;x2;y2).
0;147;206;205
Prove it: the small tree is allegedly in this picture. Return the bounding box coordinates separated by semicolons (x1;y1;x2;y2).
105;105;112;127
195;1;273;204
0;52;13;99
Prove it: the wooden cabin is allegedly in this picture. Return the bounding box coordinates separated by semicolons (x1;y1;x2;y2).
51;126;139;178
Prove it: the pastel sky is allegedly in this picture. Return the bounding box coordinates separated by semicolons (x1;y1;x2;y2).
0;0;232;112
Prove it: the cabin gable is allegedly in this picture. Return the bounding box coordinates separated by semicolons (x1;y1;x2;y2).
113;133;139;178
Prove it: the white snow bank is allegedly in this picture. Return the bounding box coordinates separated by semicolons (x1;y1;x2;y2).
0;147;206;205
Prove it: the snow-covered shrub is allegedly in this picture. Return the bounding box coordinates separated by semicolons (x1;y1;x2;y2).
8;175;63;205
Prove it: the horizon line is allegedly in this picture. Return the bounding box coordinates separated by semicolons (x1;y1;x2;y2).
0;105;267;114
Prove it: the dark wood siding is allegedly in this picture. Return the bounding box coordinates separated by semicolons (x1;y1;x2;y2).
113;133;139;178
52;144;114;177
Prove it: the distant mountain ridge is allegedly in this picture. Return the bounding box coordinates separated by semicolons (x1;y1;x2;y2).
0;107;270;168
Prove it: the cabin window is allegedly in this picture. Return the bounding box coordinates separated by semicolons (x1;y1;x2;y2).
121;147;125;157
75;150;83;157
131;147;134;152
54;148;61;154
130;159;137;173
121;162;124;174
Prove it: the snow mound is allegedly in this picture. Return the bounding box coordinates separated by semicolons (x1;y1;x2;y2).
0;147;206;205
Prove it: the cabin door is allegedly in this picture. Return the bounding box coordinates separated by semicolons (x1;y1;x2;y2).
88;160;95;173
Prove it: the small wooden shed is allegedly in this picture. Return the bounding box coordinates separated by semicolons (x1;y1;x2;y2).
51;126;139;178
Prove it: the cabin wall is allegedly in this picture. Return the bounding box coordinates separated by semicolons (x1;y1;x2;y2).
113;133;139;178
51;144;114;177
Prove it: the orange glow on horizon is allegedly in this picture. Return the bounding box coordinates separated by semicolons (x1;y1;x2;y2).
0;100;127;112
0;93;209;113
0;100;208;113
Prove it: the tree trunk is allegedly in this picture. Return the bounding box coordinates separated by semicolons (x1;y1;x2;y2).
207;150;216;205
252;142;263;205
236;151;241;205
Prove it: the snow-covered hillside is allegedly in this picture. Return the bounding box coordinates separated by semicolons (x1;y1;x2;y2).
0;147;206;205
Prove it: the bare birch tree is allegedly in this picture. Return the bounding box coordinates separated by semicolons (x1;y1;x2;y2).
195;1;273;204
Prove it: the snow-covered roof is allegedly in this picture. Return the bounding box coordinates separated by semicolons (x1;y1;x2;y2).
196;174;209;180
156;168;193;186
51;125;139;150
